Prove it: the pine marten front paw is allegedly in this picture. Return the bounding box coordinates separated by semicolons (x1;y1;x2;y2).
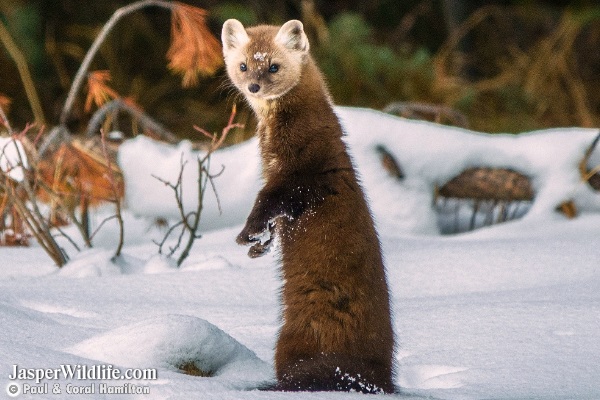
247;237;273;258
236;220;276;257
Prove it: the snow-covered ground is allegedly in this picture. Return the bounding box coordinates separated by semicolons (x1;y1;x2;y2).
1;107;599;399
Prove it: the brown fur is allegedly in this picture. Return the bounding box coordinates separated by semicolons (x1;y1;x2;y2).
222;20;395;393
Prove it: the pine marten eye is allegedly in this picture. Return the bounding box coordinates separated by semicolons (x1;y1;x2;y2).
240;63;247;72
269;64;279;73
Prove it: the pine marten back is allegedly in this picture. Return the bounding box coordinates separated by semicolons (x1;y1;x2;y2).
222;19;395;393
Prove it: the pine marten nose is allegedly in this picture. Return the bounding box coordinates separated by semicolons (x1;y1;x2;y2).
248;83;260;93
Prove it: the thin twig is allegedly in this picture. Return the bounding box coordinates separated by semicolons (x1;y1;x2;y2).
580;131;600;183
152;220;184;255
100;128;125;258
54;226;82;252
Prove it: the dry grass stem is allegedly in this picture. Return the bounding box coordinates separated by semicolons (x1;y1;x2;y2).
0;21;46;125
433;6;599;128
0;102;12;135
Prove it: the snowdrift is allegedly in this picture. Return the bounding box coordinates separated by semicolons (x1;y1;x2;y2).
119;106;600;235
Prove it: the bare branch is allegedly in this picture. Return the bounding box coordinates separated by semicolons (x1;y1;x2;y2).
87;98;179;144
59;0;176;127
194;104;244;156
152;220;184;255
54;226;82;252
154;106;243;267
580;131;600;190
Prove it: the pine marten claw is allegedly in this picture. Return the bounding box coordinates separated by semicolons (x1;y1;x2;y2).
235;231;255;245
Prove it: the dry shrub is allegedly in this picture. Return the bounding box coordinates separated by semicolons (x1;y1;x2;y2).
37;139;123;210
433;6;600;131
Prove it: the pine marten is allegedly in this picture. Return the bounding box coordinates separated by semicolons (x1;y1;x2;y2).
221;19;395;393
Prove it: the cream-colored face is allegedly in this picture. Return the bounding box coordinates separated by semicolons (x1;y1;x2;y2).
221;20;310;101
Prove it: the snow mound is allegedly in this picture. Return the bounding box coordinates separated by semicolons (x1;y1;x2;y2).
335;107;600;230
143;254;178;274
59;249;122;277
68;315;271;383
399;364;468;390
118;106;600;235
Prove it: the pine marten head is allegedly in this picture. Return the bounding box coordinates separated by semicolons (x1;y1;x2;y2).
221;19;310;102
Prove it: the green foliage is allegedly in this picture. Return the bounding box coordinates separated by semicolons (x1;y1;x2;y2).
315;13;435;108
3;3;44;71
211;3;258;26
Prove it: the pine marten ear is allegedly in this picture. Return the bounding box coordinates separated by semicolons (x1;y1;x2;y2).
221;19;250;54
275;20;309;53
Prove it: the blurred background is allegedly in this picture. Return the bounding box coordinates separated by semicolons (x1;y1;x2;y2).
1;0;599;142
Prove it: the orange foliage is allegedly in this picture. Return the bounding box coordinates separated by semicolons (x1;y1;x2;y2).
167;2;223;87
0;94;10;112
84;70;119;112
37;140;123;208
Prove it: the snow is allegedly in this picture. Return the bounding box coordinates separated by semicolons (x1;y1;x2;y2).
253;52;268;62
69;315;271;384
1;107;600;399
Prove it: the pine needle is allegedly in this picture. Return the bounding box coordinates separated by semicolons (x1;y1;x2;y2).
167;2;223;87
85;70;119;112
